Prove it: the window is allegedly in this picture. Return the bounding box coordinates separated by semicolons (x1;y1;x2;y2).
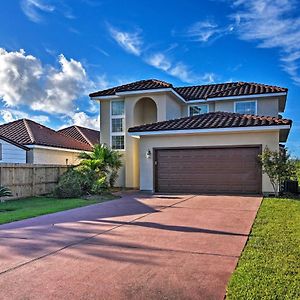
112;136;124;150
235;101;257;115
0;143;2;160
111;100;124;116
111;100;125;150
189;104;209;116
112;118;124;133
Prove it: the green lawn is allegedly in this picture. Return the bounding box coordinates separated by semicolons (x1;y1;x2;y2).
227;197;300;300
0;194;117;225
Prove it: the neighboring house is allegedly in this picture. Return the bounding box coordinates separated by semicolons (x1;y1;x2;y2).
58;125;100;147
0;119;92;165
0;135;29;163
90;79;292;195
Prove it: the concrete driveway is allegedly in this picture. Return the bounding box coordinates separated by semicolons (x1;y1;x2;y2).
0;193;261;300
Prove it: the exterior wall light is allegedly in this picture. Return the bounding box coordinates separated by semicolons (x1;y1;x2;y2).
146;149;151;159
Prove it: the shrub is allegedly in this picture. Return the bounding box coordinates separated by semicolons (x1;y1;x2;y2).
0;186;12;203
78;144;123;189
91;177;108;195
259;147;296;196
53;169;83;198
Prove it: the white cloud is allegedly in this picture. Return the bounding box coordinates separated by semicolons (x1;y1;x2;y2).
187;21;222;42
21;0;55;23
107;24;216;84
108;26;142;56
68;112;100;130
183;20;235;43
146;52;216;84
0;109;49;124
0;48;92;114
146;53;171;71
232;0;300;85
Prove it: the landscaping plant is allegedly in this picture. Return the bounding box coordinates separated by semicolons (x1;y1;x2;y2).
78;144;123;189
0;186;12;203
54;144;122;198
259;147;296;196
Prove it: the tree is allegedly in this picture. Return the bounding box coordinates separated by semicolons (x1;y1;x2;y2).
78;144;123;188
259;147;296;196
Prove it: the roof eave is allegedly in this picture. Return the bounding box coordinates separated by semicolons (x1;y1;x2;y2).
186;92;287;103
90;88;186;103
128;125;291;137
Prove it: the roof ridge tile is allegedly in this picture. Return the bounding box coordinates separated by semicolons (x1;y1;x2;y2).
23;119;35;144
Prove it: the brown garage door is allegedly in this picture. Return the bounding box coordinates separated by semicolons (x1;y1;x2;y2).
155;146;262;194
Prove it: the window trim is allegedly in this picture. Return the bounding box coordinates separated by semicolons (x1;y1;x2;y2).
188;104;209;116
234;100;257;115
110;100;125;151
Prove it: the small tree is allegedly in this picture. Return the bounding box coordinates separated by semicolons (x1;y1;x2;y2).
78;144;123;189
259;147;296;196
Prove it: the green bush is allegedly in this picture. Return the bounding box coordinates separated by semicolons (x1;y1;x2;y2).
91;177;108;195
54;145;123;198
53;169;84;198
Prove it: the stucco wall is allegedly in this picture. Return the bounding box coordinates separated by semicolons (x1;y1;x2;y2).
31;148;82;165
100;101;111;145
0;139;27;163
257;98;278;116
138;130;280;194
214;97;279;116
98;92;185;188
166;94;182;120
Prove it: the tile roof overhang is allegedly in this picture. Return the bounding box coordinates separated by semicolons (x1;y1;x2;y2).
128;112;292;142
90;79;288;112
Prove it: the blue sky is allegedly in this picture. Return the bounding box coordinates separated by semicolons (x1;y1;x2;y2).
0;0;299;156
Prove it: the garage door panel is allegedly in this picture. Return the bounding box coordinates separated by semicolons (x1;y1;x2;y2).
155;147;261;194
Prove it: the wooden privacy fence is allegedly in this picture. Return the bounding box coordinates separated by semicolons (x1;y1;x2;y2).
0;164;69;200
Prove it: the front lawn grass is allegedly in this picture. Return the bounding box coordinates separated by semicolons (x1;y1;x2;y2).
0;193;118;225
226;197;300;299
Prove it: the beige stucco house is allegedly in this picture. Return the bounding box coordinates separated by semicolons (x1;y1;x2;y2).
90;79;292;195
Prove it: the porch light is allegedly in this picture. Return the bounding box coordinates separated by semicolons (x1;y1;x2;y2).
146;149;151;159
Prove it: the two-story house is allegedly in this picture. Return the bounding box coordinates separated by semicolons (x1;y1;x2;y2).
90;79;292;195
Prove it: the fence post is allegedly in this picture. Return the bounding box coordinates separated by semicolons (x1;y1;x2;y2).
32;166;36;197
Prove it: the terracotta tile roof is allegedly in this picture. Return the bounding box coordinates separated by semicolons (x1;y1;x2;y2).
174;82;287;100
128;112;292;133
89;79;287;100
0;119;92;151
89;79;172;97
59;125;100;146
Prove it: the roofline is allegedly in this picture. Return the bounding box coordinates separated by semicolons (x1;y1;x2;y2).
128;125;291;137
90;90;287;104
26;144;92;153
0;136;29;150
186;92;287;103
90;88;186;103
74;125;93;147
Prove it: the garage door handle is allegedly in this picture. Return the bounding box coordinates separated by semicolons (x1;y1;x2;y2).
154;161;158;166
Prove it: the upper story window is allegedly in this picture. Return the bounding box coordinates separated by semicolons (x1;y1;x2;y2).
111;100;125;150
235;101;257;115
189;104;209;116
111;100;124;116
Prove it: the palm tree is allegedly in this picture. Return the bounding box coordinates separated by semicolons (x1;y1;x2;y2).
78;144;123;188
